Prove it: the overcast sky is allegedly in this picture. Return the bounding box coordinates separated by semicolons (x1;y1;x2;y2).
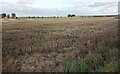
0;0;119;16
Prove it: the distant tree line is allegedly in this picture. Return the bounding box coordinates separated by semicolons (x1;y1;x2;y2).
27;16;63;18
1;13;116;19
0;13;77;19
0;13;17;19
27;14;76;18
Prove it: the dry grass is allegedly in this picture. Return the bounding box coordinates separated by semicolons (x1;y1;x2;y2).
2;17;118;72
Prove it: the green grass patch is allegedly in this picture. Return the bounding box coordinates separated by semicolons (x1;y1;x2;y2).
62;59;88;72
62;47;118;72
15;61;22;71
11;48;20;58
96;61;118;72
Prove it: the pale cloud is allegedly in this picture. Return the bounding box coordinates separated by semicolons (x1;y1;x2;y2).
88;2;115;7
87;2;118;15
0;0;119;16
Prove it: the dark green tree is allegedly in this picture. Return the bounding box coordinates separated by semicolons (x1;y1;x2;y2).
68;14;71;17
71;14;75;17
28;16;31;18
7;14;10;18
1;13;6;18
11;13;16;18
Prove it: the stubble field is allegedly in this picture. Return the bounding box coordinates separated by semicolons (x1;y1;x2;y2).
1;17;119;72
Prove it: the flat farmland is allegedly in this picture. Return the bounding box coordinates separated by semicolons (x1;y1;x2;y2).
2;17;119;72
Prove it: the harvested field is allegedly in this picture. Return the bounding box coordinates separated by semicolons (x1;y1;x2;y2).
2;17;119;72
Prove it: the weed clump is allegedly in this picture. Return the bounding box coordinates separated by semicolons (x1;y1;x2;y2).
62;47;118;72
15;61;22;71
62;59;88;72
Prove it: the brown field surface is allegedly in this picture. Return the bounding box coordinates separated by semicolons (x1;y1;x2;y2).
1;17;118;72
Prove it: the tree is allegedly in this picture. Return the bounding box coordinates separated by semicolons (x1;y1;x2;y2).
1;13;6;18
67;14;76;17
11;13;16;18
32;16;35;18
7;14;10;18
68;14;71;17
28;16;31;18
71;14;75;17
37;16;39;18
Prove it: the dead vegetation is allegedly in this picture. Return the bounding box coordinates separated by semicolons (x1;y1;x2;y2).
2;17;118;72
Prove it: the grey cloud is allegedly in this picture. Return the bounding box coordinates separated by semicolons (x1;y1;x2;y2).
0;1;91;16
88;2;116;7
0;2;66;16
17;0;38;6
86;2;118;15
0;1;118;16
